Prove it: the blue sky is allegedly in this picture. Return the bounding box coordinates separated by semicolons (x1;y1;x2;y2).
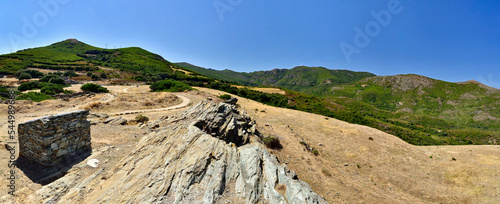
1;0;500;88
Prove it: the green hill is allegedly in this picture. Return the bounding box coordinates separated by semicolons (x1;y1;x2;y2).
2;40;498;146
176;63;500;145
175;62;375;94
0;39;174;75
331;74;500;130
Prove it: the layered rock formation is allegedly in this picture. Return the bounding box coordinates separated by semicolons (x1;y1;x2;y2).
35;101;327;204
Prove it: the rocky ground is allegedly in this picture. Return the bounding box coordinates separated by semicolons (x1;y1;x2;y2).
0;85;498;203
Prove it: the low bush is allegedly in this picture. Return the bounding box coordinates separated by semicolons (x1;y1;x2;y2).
150;79;192;92
40;86;64;95
48;77;66;85
81;83;109;93
136;115;149;123
18;73;32;80
218;94;231;100
100;72;107;79
91;74;100;81
18;81;40;91
262;136;283;149
16;69;45;78
63;70;78;77
312;149;319;156
16;92;53;102
40;74;60;82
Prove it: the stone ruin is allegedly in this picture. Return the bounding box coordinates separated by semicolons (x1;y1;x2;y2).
18;110;91;167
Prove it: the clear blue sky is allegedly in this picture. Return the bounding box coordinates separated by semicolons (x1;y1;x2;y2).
1;0;500;88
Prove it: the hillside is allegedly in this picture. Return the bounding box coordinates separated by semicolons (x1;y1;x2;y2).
2;85;498;203
0;39;175;75
175;62;375;95
175;63;500;145
2;40;499;146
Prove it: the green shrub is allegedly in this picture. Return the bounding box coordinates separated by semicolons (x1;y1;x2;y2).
15;69;45;78
63;70;78;77
18;81;40;91
218;94;232;100
150;79;192;92
48;77;66;85
91;74;100;81
41;86;64;95
40;74;60;82
135;115;149;123
100;72;107;79
312;149;319;156
0;86;8;93
262;137;283;149
81;83;109;93
16;92;54;102
18;73;32;80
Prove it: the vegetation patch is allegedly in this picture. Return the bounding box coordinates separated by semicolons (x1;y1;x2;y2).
150;79;192;92
81;83;109;93
262;136;283;149
218;94;232;100
16;92;54;102
135;115;149;123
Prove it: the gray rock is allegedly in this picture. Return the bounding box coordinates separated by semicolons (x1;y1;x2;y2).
224;97;238;105
103;117;118;124
35;102;327;204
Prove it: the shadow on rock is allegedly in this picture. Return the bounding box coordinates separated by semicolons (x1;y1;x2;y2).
16;149;91;185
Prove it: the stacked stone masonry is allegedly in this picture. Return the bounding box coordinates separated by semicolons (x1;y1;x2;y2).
18;110;91;166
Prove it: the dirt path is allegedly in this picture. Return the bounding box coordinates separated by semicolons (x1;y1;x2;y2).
110;95;191;116
22;85;190;118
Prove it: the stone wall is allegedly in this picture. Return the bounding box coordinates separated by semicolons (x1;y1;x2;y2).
18;110;91;167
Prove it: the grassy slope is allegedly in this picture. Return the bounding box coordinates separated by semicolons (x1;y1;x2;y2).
324;74;500;144
2;41;498;146
178;63;500;145
175;62;375;94
0;39;175;75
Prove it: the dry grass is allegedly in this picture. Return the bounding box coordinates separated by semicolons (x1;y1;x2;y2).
143;101;154;106
321;168;332;177
84;102;102;109
196;87;500;204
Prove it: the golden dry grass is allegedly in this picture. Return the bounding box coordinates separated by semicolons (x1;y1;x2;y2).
196;87;500;204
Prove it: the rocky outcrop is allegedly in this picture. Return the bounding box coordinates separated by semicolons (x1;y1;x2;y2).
35;101;327;204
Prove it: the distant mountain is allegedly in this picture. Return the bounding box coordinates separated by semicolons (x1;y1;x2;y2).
0;39;175;75
175;62;375;95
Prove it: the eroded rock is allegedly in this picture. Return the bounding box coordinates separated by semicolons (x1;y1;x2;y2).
34;101;327;204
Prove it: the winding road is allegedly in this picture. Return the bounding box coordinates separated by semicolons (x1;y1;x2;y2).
23;85;192;118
